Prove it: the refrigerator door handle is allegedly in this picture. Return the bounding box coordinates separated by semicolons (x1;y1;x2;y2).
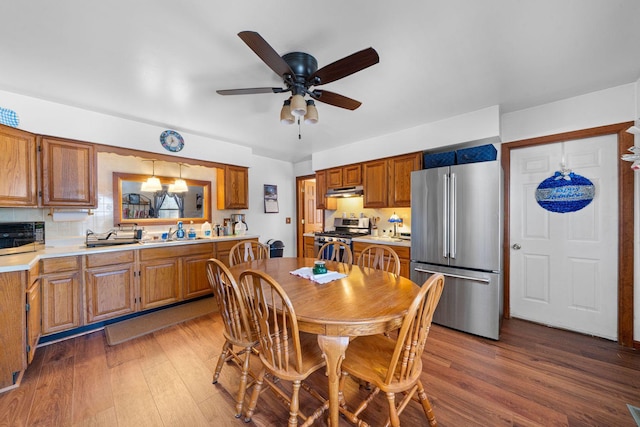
413;267;491;284
443;173;449;258
450;172;456;259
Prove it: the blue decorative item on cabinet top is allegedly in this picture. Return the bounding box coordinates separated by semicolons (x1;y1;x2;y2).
456;144;497;164
0;107;20;128
535;169;595;213
423;151;455;169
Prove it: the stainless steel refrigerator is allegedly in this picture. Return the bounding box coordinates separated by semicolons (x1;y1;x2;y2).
410;160;503;340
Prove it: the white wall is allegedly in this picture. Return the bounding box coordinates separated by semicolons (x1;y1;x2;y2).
502;82;640;342
501;83;636;142
246;155;296;257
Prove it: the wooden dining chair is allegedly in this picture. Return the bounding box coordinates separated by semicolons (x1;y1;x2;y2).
239;269;329;426
228;240;270;266
317;240;353;264
206;258;259;418
338;273;445;427
356;244;401;275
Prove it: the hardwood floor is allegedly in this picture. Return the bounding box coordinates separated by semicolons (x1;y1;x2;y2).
1;314;638;426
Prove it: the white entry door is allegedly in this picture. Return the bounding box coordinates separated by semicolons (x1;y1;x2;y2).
509;134;618;340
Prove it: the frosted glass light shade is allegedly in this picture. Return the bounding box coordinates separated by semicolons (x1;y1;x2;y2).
290;94;307;117
169;178;188;193
304;100;318;124
280;100;295;124
141;176;162;192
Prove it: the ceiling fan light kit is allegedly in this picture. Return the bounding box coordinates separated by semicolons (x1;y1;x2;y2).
304;100;318;124
217;31;379;130
280;99;295;124
290;94;307;117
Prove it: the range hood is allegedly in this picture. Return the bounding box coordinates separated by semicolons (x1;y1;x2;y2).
326;185;364;198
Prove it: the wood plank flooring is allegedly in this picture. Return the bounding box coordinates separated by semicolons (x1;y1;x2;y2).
0;313;638;426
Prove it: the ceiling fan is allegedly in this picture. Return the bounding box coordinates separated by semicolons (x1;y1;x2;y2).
217;31;379;124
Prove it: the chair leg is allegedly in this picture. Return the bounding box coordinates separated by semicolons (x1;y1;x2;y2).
288;380;301;427
234;345;252;418
386;392;400;427
416;380;437;426
244;367;266;423
213;340;232;384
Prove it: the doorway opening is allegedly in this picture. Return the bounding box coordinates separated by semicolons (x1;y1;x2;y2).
296;175;324;257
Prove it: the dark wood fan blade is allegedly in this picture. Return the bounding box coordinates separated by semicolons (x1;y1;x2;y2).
311;90;362;110
309;47;379;85
238;31;294;78
217;87;285;95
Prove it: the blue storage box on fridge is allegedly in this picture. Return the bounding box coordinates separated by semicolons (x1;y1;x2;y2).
456;144;497;164
423;151;456;169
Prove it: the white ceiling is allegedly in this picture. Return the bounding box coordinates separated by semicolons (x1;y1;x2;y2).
1;1;639;163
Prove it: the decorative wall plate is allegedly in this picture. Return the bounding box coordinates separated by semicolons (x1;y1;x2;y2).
160;130;184;152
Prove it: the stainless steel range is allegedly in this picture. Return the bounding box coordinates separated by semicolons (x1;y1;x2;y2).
314;217;370;256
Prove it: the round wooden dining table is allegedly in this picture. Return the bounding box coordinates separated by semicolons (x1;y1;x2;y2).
227;257;420;426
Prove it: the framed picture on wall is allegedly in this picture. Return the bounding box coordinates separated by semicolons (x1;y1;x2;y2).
264;184;279;213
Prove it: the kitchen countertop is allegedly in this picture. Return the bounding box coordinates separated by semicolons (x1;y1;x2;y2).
302;232;410;248
0;234;260;273
351;235;411;248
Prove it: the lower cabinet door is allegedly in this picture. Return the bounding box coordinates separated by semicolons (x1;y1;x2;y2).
42;272;81;334
139;259;180;310
182;254;212;300
85;263;136;323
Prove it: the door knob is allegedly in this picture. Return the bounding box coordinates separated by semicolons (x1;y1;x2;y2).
512;243;521;250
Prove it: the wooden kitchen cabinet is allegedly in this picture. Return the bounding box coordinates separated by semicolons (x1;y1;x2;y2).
388;152;422;207
0;271;27;390
181;244;214;300
84;251;136;323
39;136;97;207
362;159;388;208
139;248;181;310
41;256;82;334
353;241;411;279
315;170;337;210
303;235;316;258
217;165;249;209
26;263;41;364
327;164;362;189
0;125;38;207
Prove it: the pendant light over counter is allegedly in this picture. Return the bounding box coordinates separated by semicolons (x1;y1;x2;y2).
169;163;188;193
140;160;162;192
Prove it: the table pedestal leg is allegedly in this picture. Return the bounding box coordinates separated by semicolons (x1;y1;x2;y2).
317;335;349;427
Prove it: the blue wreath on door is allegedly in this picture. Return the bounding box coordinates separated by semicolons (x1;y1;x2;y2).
535;170;595;213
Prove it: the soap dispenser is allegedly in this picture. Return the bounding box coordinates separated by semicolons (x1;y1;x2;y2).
176;221;185;239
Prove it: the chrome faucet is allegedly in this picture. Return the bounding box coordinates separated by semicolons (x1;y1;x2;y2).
167;227;178;240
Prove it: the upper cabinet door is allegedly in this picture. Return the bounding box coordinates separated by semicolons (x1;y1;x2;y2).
326;168;343;189
217;165;249;209
342;164;362;187
40;136;97;207
363;159;388;208
389;152;422;207
0;125;37;207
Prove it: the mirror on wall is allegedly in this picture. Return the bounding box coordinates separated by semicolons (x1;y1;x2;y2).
113;172;211;226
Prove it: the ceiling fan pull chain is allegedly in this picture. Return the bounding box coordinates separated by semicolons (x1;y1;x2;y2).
298;117;302;140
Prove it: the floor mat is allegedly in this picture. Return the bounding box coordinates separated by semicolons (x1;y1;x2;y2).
105;297;217;345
